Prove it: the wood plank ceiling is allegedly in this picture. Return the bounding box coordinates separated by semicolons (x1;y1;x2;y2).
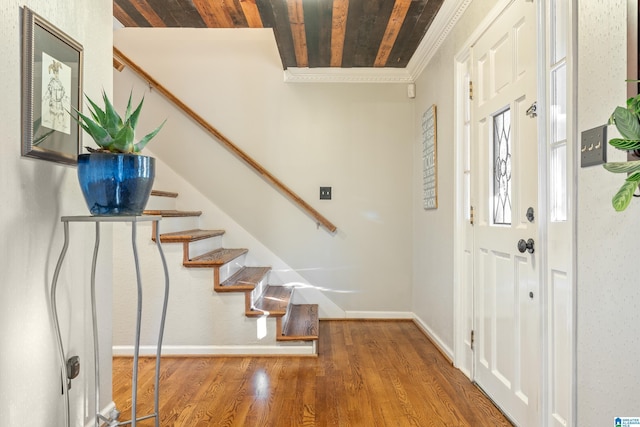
113;0;445;69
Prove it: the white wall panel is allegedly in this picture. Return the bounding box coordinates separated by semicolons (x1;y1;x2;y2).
0;1;112;426
577;1;640;425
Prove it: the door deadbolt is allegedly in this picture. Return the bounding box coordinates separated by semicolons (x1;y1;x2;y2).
517;238;535;254
526;207;534;223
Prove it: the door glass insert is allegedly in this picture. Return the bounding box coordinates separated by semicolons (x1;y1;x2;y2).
493;108;512;225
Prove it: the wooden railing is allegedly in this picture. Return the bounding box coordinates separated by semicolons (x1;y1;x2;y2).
113;47;337;233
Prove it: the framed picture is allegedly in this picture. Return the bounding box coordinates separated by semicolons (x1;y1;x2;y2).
422;105;437;210
21;6;83;166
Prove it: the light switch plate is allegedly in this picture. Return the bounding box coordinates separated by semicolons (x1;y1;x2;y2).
581;125;607;167
320;187;331;200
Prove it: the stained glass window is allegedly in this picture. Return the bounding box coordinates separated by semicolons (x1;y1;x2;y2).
493;109;512;225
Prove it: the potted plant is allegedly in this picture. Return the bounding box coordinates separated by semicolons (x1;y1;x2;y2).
72;90;165;215
603;91;640;211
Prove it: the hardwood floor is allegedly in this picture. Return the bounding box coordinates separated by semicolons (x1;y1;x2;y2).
113;320;512;426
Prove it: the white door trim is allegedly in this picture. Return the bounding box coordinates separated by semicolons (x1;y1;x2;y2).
452;48;471;378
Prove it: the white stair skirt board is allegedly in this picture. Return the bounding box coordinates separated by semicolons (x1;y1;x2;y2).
344;311;414;319
112;343;317;357
84;401;117;427
413;315;454;362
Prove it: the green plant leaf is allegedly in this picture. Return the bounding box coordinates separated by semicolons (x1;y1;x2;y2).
612;172;640;211
73;107;113;147
128;96;145;131
603;160;640;173
124;92;133;123
69;90;163;153
84;94;106;126
613;106;640;140
627;94;640;116
608;138;640;150
102;90;124;137
134;119;166;152
110;122;135;153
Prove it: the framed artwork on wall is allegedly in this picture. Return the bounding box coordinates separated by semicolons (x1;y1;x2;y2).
422;104;437;210
21;6;83;166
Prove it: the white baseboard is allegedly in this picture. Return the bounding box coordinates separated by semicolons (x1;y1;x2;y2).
344;311;414;319
85;401;116;427
412;314;454;362
112;344;316;357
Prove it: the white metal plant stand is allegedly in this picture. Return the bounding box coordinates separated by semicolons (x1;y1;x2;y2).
50;215;169;427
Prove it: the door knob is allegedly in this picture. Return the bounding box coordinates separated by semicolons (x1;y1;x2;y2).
517;238;535;254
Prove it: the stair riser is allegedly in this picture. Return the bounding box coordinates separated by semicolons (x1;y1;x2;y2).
250;279;269;308
186;236;224;260
146;194;177;211
216;254;248;283
156;216;201;235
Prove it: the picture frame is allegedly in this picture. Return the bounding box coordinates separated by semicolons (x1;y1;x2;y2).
21;6;83;166
422;104;437;210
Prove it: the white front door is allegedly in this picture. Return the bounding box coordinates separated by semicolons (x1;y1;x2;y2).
471;1;540;426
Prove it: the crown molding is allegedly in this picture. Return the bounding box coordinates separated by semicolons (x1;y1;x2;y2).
406;0;472;81
283;67;413;83
284;0;471;84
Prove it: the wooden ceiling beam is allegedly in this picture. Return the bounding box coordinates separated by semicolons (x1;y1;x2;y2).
287;0;308;67
330;0;348;67
192;0;223;27
357;0;395;66
130;0;166;27
375;0;411;67
256;0;297;68
387;0;443;67
240;0;264;28
114;0;150;27
226;0;251;27
302;0;332;67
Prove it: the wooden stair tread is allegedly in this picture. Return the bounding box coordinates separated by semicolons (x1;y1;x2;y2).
151;190;178;198
143;209;202;217
216;266;271;292
280;304;319;341
247;285;292;317
159;229;225;243
185;248;248;267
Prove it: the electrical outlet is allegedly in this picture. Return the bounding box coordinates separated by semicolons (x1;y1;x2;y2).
320;187;332;200
581;125;607;167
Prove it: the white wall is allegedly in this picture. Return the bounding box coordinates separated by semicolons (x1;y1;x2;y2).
113;28;415;316
0;1;113;426
577;1;640;425
411;0;499;357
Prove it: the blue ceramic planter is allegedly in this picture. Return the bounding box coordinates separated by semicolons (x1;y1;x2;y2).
77;153;155;216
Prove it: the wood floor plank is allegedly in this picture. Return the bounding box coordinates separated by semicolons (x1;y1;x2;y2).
113;320;512;426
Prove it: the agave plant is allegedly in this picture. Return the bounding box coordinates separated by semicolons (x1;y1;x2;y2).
603;92;640;211
72;90;165;154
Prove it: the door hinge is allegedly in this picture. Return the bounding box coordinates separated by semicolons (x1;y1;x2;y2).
526;101;537;118
470;205;474;225
470;330;475;351
468;80;474;100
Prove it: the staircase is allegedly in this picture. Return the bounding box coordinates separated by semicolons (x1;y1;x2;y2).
143;189;319;353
